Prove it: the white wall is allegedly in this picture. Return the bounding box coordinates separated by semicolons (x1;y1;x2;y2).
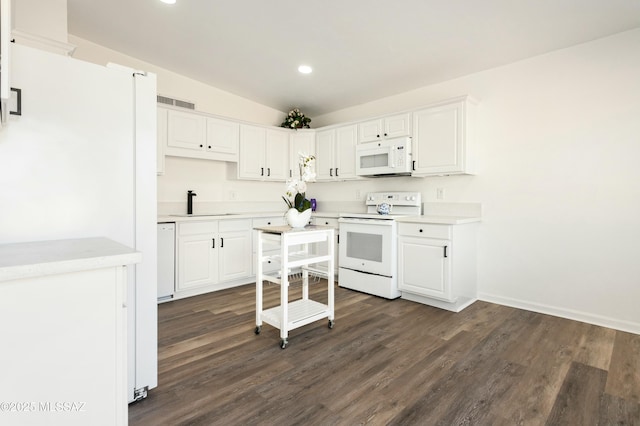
71;29;640;332
68;35;284;126
312;28;640;333
13;0;68;43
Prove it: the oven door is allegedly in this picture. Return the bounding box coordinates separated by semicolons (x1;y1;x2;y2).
338;218;396;277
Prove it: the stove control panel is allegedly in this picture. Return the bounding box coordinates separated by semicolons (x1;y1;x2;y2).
365;192;421;207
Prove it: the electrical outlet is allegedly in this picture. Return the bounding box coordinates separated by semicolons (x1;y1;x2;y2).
355;190;361;200
436;188;445;200
229;190;237;200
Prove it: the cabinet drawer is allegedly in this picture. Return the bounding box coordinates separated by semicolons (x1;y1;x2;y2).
219;218;251;232
312;217;339;227
258;249;282;272
252;216;285;228
398;222;451;239
179;221;217;236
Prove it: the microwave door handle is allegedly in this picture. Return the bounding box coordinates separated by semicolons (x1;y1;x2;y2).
390;145;396;168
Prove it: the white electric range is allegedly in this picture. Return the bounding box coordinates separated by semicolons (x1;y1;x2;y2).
338;192;422;299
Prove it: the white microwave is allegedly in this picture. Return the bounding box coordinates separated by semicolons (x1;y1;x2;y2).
355;137;412;177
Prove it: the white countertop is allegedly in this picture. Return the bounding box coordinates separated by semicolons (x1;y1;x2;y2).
254;224;336;234
158;211;283;223
158;211;479;225
0;237;142;282
158;211;342;223
396;215;481;225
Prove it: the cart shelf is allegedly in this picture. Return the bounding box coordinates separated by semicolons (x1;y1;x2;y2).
254;225;335;349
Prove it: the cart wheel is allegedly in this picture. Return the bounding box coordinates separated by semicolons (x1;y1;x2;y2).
280;339;288;349
254;326;262;335
328;320;335;329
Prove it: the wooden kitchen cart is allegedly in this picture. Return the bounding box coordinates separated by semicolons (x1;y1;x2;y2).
254;225;335;349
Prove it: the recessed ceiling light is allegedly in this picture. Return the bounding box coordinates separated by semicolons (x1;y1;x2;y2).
160;0;176;4
298;65;313;74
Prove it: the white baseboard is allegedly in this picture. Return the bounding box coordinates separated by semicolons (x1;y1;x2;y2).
478;292;640;335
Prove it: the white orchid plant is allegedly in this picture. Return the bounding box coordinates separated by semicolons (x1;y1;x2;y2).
283;153;316;212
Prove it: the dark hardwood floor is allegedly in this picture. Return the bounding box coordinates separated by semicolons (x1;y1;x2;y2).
129;281;640;425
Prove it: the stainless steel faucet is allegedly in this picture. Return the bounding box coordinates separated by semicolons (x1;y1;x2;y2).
187;190;197;214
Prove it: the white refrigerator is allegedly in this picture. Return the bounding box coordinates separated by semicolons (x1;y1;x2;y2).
0;43;158;403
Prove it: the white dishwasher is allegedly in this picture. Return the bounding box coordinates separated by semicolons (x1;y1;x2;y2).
157;222;175;302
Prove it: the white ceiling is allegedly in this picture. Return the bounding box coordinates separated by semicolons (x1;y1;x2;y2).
67;0;640;117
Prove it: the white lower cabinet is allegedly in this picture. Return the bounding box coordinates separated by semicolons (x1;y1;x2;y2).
176;219;252;295
398;222;478;312
0;238;139;426
219;220;252;279
177;225;217;290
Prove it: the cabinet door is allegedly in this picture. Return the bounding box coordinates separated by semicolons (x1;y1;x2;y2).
384;113;411;138
412;101;464;175
238;124;266;180
167;109;206;151
289;131;316;179
219;229;252;282
265;128;289;181
358;119;383;143
157;107;167;175
398;236;452;301
177;233;217;290
206;117;239;155
335;124;358;180
315;129;336;181
0;267;128;424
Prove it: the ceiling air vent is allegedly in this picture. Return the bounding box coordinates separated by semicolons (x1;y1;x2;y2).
157;95;195;110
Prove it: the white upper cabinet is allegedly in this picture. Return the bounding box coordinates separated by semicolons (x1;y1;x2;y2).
315;124;359;181
315;129;335;181
162;107;239;162
334;124;358;180
167;109;205;151
238;124;266;180
265;128;289;181
289;131;316;180
358;113;411;143
238;124;289;181
157;95;477;180
207;116;239;156
411;96;475;176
